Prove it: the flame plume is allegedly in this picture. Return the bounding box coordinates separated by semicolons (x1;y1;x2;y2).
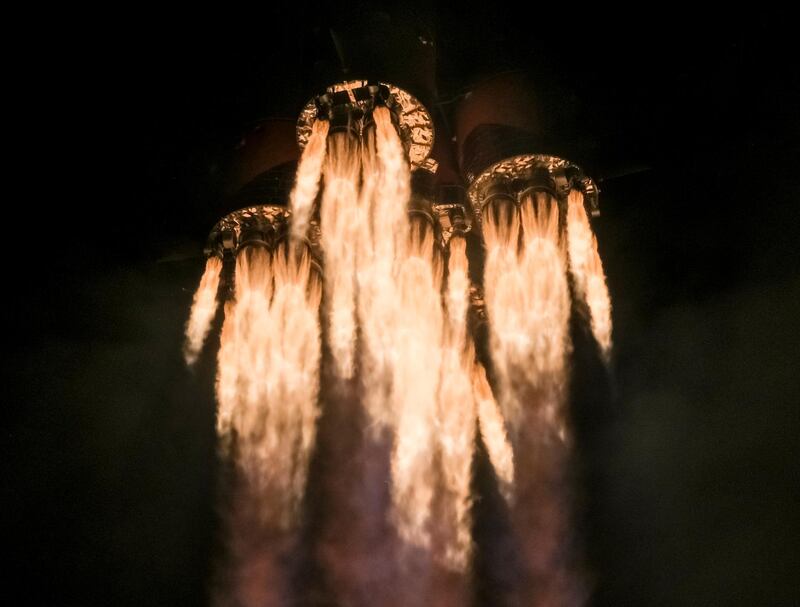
389;217;443;552
184;255;222;365
216;244;321;525
289;119;329;240
213;243;322;606
434;234;478;570
265;243;323;516
518;193;571;435
566;189;613;359
482;193;584;605
320;132;362;379
481;200;525;428
473;362;514;501
356;119;406;430
216;246;272;448
188;88;616;604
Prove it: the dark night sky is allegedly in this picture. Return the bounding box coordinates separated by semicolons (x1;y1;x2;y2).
5;5;799;605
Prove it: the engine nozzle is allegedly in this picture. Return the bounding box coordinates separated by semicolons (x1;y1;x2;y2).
297;80;437;173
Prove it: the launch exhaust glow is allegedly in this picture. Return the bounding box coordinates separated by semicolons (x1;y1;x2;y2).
183;78;613;606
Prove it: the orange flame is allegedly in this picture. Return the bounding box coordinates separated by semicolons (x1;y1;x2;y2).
184;255;222;365
289;119;329;241
483;192;584;604
518;193;571;438
566;189;613;359
434;234;478;569
216;244;321;528
356;110;410;430
481;200;524;428
390;218;443;552
320;132;361;379
473;363;514;501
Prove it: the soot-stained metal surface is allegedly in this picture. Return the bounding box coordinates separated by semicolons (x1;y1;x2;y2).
296;80;436;172
205;205;321;267
468;154;600;224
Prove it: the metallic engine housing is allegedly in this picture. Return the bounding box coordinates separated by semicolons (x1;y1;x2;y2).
433;203;471;246
296;80;437;173
432;184;473;247
204;205;321;265
467;154;600;226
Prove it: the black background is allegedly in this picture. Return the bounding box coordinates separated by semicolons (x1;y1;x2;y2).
5;4;799;605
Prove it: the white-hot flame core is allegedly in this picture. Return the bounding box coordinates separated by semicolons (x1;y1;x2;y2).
205;104;618;597
481;201;525;428
184;255;222;365
390;219;443;552
519;193;571;437
482;194;571;434
566;189;613;359
217;247;272;441
215;244;321;529
321;133;362;379
473;363;514;501
435;235;478;570
484;192;582;605
289;119;329;241
267;245;323;508
356;123;405;429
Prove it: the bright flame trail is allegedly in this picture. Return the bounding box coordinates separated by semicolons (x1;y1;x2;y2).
356;108;410;429
434;234;479;571
321;132;361;379
265;243;323;519
518;193;571;434
483;192;583;605
187;87;616;604
473;362;514;501
567;189;613;359
216;246;272;450
289;119;329;240
214;243;322;605
184;255;222;365
390;217;443;553
481;199;525;429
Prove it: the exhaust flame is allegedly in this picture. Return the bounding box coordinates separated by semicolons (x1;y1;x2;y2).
567;189;613;358
356;109;411;429
289;119;329;240
321;132;362;379
482;193;571;432
189;86;616;604
518;193;571;434
354;126;393;430
320;108;481;576
473;362;514;500
216;246;272;449
390;218;443;553
214;243;321;605
434;234;478;570
481;199;525;429
483;192;581;604
266;244;323;513
216;243;322;525
184;255;222;365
